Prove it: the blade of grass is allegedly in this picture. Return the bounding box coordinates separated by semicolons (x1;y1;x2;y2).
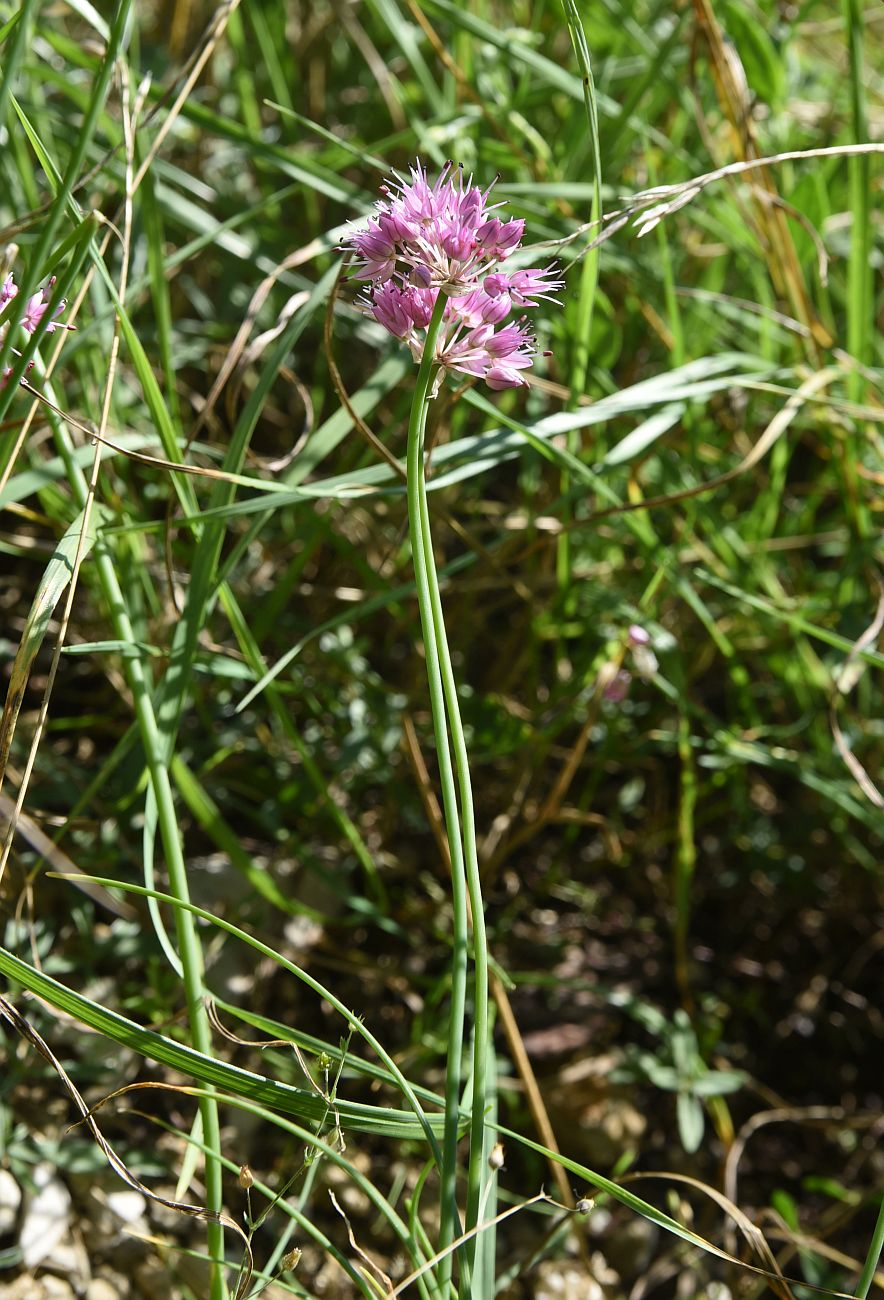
0;0;131;415
842;0;872;538
0;0;34;131
0;884;451;1149
557;0;603;604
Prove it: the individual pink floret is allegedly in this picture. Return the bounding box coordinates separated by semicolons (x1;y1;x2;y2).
490;266;564;307
370;281;417;339
18;277;74;335
0;273;18;307
486;354;535;390
454;288;512;329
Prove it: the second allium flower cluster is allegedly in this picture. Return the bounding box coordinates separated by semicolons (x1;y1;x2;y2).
347;162;562;390
1;272;73;388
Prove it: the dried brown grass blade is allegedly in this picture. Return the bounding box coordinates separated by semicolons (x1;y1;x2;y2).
0;787;134;917
624;1170;858;1299
402;713;452;873
692;0;830;355
762;1216;884;1292
329;1189;394;1296
627;1169;793;1300
205;999;331;1106
489;970;591;1275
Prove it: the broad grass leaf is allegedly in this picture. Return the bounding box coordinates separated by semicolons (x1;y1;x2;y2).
601;403;684;466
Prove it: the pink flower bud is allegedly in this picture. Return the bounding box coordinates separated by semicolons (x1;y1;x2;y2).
409;265;432;288
495;219;525;253
483;273;509;297
409;287;435;328
459;189;483;224
371;283;414;337
442;231;473;261
476;218;502;246
480;292;511;324
485;321;533;358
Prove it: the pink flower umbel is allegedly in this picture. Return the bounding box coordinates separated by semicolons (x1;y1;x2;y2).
346;161;562;390
0;273;74;389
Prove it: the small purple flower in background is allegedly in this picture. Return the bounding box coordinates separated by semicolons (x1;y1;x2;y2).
346;161;562;390
627;624;658;679
600;664;632;704
0;273;74;389
0;273;18;308
598;626;661;705
20;278;73;335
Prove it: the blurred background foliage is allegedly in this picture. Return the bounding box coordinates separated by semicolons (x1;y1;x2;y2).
1;0;882;1295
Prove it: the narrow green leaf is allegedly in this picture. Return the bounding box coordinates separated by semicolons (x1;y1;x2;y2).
0;506;109;785
0;945;448;1140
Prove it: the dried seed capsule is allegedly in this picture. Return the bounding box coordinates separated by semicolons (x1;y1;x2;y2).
488;1142;506;1171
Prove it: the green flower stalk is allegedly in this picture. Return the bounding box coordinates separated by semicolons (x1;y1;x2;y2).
346;162;560;1294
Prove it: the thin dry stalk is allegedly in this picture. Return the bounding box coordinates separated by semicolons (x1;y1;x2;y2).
830;579;884;806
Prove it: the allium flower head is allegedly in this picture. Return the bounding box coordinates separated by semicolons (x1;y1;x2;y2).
0;273;74;389
346;161;562;391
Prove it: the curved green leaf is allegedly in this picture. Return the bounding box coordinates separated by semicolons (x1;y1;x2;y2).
0;944;447;1141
